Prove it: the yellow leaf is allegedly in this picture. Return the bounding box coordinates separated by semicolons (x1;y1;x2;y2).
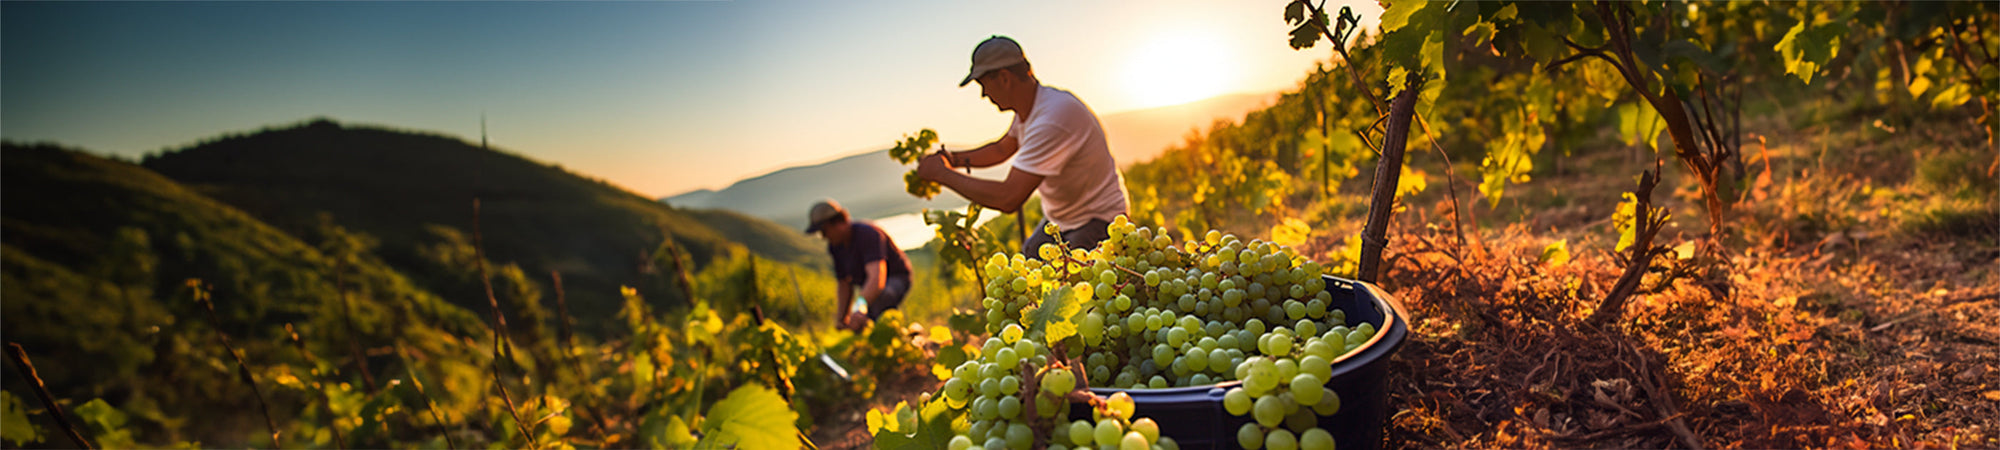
1270;218;1311;247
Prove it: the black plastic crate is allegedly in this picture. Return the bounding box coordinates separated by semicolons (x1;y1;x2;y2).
1068;276;1409;450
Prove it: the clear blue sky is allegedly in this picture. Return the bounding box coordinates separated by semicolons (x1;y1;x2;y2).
2;0;1378;198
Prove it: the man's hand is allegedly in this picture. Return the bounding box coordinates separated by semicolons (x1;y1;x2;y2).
841;311;870;332
914;149;956;182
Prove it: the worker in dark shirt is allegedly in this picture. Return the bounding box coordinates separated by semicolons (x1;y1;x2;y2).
805;199;912;331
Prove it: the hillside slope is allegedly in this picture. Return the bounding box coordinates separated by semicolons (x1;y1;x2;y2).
1;143;489;444
141;119;825;323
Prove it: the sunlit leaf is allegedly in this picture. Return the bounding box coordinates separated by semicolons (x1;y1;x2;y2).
1271;218;1311;248
1025;284;1086;346
1542;240;1571;267
872;396;964;450
698;384;798;450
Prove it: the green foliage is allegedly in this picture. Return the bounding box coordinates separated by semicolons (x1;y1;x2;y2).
888;128;943;199
1024;283;1086;347
870;396;961;450
1774;5;1851;85
73;398;136;449
696;384;799;449
1;391;43;446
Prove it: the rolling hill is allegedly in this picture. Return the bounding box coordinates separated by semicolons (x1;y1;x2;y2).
139;118;827;324
1;142;491;444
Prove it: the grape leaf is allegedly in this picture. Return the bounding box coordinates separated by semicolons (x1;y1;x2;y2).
1025;284;1086;347
872;396;963;450
1774;14;1846;84
1542;240;1571;267
1;391;42;446
698;384;798;449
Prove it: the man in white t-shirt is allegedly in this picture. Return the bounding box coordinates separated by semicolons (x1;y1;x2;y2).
916;35;1129;259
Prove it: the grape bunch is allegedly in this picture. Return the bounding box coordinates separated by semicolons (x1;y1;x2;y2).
944;215;1378;449
888;128;943;199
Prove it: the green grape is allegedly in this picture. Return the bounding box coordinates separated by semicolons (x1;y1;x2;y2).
1295;319;1318;338
1011;277;1029;294
1070;420;1095;447
1006;422;1032;449
1121;431;1150;450
1114;294;1134;312
975;396;999;420
1098;269;1118;285
1042;367;1077;394
1094;419;1124;447
1082;312;1106;339
1001;323;1024;344
1284;301;1307;320
1000;375;1021;395
985;436;1007;450
981;362;1003;381
1224;387;1252;415
1355;322;1376;336
1291;374;1324;406
1299;355;1332;382
1276;358;1298;381
1305;298;1327;318
1205;229;1223;245
979;377;1000;398
1269;333;1293;356
1013;340;1037;359
1146;314;1164;331
1184;347;1209;372
1285;408;1317;433
1238;423;1265;450
1253;394;1285;427
1223;289;1246;307
1192;373;1213;386
1144;270;1162;286
1208;347;1234;373
1299;428;1335;450
996;347;1020;370
1218;334;1241;352
1039;243;1060;260
982;338;1004;360
944;378;971;402
1310;388;1341;415
1245;319;1267;336
1324;326;1350;341
1115;370;1138;388
1108;391;1136;419
1148;375;1168;388
1167;327;1190;347
997;395;1021;419
1265;428;1298;450
950;434;974;450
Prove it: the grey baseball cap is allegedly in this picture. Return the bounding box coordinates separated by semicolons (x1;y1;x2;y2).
804;198;848;233
960;35;1027;87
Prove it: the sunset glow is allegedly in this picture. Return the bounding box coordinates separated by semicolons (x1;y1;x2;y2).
1121;30;1242;109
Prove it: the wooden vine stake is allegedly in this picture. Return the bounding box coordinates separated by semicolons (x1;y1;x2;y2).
1356;71;1424;283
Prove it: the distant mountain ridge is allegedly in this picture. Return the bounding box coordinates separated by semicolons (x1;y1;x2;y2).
662;92;1273;226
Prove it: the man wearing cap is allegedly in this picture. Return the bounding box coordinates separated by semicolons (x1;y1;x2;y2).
805;199;912;331
916;35;1129;259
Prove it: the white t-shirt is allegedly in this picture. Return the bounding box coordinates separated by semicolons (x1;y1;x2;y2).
1007;85;1129;230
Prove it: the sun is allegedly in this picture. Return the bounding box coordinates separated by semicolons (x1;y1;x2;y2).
1122;32;1240;109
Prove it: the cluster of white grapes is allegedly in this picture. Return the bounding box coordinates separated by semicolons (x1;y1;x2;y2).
940;322;1174;450
943;216;1374;449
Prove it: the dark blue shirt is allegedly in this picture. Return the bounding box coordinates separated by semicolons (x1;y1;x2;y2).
830;221;912;283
